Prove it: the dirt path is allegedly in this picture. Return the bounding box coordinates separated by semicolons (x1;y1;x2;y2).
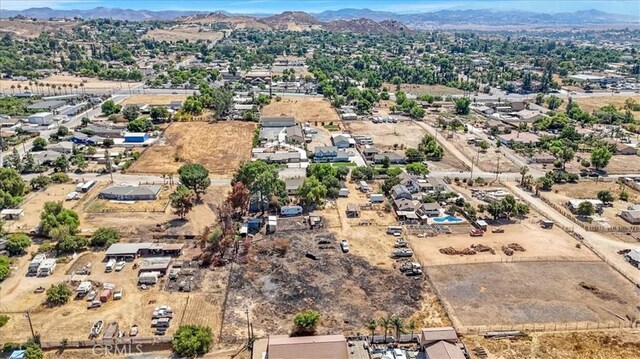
414;121;472;170
504;182;640;286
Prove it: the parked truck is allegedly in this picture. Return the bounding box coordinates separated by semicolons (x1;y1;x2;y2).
105;259;116;273
103;322;119;340
99;289;112;302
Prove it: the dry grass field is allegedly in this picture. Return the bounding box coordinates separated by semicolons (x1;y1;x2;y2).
127;121;255;176
143;27;224;42
261;97;340;123
84;189;170;214
427;261;639;328
0;19;78;39
0;74;139;91
464;331;640;359
570;95;640;114
5;183;78;233
383;83;464;96
122;94;189;106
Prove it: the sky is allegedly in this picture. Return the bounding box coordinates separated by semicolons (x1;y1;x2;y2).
0;0;638;15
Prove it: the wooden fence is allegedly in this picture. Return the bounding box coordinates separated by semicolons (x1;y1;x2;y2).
458;320;637;335
40;336;173;350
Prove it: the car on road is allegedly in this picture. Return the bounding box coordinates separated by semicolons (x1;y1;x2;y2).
340;240;350;253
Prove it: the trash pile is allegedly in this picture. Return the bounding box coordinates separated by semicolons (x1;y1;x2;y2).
471;244;496;255
501;243;525;256
439;247;476;256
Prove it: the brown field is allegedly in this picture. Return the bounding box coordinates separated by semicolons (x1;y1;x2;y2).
127;121;254;176
0;74;139;91
427;261;639;328
143;27;224;42
383;83;464;96
6;183;78;233
345;120;466;171
464;331;640;359
449;131;519;173
562;153;640;174
541;181;640;230
570;95;640;115
83;188;171;214
122;94;189;106
261;97;340;123
0;19;78;39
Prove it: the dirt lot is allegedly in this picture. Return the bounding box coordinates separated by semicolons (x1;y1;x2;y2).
345;120;466;172
464;331;640;359
128;121;254;176
383;83;464;96
143;27;223;42
449;131;519;173
541;181;640;230
570;95;640;115
0;250;225;344
0;74;139;91
561;154;640;174
261;97;340;123
122;94;189;106
428;261;639;328
5;183;78;233
0;19;78;39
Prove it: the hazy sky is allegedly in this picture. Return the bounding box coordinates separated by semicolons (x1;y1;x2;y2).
1;0;638;15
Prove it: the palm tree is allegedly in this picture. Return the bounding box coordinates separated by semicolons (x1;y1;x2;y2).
406;320;417;341
74;84;79;94
520;165;529;186
10;85;15;94
79;82;84;95
45;83;50;95
390;316;404;341
62;84;67;94
365;319;378;344
28;81;33;93
33;81;39;95
378;316;392;343
16;84;21;93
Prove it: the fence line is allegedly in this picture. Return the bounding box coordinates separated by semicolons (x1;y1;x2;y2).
458;320;636;335
39;336;173;350
424;256;600;267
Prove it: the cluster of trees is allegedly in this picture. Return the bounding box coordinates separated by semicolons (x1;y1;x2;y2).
101;100;122;116
0;168;27;210
483;195;530;220
366;315;417;343
392;91;425;119
417;134;444;160
454;97;471;115
90;227;120;247
172;325;213;357
181;84;233;119
39;201;86;254
297;164;349;206
169;163;212;219
232;160;288;211
0;255;9;282
46;283;73;307
292;309;320;336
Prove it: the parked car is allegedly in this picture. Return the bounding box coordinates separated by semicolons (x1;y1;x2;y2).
470;229;485;237
492;228;505;233
86;290;97;301
340;240;350;253
115;261;126;271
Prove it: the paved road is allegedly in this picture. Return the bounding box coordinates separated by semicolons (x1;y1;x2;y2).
505;182;640;285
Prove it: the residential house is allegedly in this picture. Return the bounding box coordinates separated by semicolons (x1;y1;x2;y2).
514;109;544;122
32;150;64;165
390;185;413;200
417;177;447;193
284;177;304;195
168;101;183;111
605;139;637;155
84;124;124;139
331;134;356;148
260;117;296;128
243;70;271;84
252;151;301;164
510;101;525;111
373;152;406;164
46;141;74;154
620;210;640;224
362;147;381;160
313;146;350;163
420;327;465;359
70;132;104;145
419;202;442;217
27;100;66;112
497;132;541;146
567;199;603;213
531;153;556;164
261;335;348;359
99;185;161;201
286;126;304;144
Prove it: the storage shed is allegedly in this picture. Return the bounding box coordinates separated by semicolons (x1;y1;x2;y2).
124;132;150;143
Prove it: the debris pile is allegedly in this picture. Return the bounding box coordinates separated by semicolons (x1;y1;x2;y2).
440;247;476;256
579;282;627;304
471;244;496;254
507;243;526;252
502;246;514;256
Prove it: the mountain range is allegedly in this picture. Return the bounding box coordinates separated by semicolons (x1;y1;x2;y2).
1;7;638;28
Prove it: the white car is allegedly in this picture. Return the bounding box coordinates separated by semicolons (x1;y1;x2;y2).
115;261;126;271
340;240;350;253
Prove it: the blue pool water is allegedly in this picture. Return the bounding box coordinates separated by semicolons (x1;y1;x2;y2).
432;215;464;223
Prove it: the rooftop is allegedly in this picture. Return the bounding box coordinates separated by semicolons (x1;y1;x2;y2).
267;335;348;359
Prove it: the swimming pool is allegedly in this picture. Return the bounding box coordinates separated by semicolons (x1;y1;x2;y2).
431;215;465;224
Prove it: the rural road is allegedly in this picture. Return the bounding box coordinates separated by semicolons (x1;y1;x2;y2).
505;182;640;285
21;171;232;186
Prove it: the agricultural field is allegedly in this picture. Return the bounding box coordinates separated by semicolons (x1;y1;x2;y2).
142;27;224;42
540;181;640;230
464;331;640;359
427;261;639;328
0;19;78;39
122;94;190;106
127;121;255;177
345;120;467;172
261;97;340;123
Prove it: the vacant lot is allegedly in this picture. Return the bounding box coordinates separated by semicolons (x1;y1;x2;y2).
428;261;639;328
570;95;640;115
122;94;189;106
84;188;171;214
383;83;464;96
345;120;466;172
563;154;640;174
464;331;640;359
143;27;223;42
5;183;78;233
261;97;340;123
450;132;519;173
0;74;139;91
541;181;640;229
0;19;78;39
128;121;254;176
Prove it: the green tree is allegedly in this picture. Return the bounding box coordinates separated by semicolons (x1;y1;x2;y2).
454;97;471;115
297;176;327;207
178;163;211;201
535;93;545;105
24;343;43;359
406;162;428;175
0;255;9;281
487;200;504;220
0;168;26;210
170;184;196;219
6;233;31;255
53;155;69;172
101;100;121;115
90;227;120;247
81;116;90;127
103;138;115;148
390;316;405;340
50;172;69;183
478;140;490;151
45;283;72;307
150;106;170;121
172;325;213;357
405;147;424;163
292;309;320;336
546;95;563;110
127;118;152;132
122;105;140;121
577;201;595;216
597;190;614;204
30;175;51;190
32;137;47;152
381;155;391;169
39;201;80;236
619;190;629;201
591;146;612;172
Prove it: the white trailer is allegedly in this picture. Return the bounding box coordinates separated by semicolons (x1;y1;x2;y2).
37;258;57;276
105;259;116;273
280;205;303;217
369;194;385;203
28;254;47;276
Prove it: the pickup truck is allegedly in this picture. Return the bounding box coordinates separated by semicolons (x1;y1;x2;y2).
113;288;123;300
115;261;126;272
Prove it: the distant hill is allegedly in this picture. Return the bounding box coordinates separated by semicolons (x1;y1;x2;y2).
324;18;411;35
1;7;637;29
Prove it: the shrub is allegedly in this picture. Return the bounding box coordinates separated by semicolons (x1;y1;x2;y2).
45;283;72;307
90;227;120;247
172;325;213;357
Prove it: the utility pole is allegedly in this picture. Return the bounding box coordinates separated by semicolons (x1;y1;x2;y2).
495;157;500;181
24;311;36;342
